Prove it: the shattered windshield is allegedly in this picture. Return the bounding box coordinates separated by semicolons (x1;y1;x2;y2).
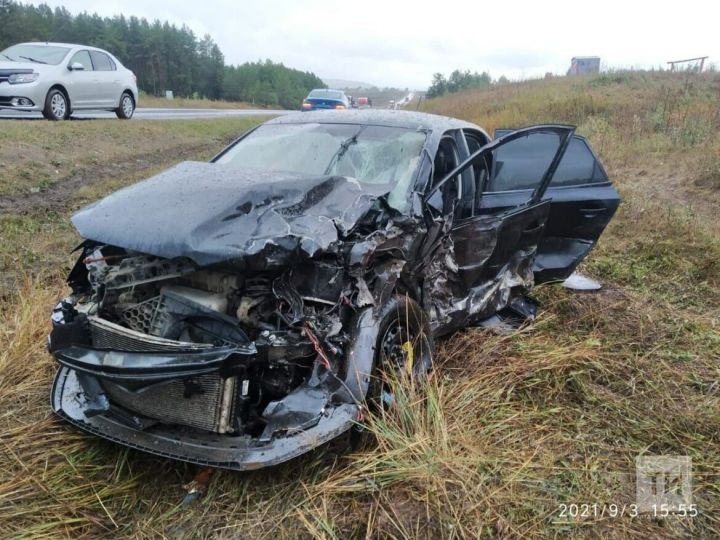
216;123;427;210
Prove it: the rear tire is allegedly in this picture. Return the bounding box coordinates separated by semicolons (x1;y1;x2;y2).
42;89;69;121
116;92;135;119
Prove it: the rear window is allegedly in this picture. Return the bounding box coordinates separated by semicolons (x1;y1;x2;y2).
494;129;607;188
487;132;564;192
308;89;345;101
551;137;608;186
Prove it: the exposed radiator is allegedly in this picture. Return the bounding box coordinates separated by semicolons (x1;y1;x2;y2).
102;374;237;433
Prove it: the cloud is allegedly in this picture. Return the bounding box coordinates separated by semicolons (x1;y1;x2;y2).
37;0;720;89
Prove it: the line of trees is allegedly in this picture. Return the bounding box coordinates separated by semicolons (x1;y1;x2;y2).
426;70;497;98
0;1;325;106
224;61;325;110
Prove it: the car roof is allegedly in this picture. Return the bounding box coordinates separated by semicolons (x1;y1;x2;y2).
14;42;113;54
267;109;486;135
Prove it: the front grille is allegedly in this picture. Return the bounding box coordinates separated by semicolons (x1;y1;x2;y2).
89;316;211;352
102;374;238;433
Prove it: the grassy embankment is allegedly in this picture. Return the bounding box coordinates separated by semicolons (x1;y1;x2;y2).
0;117;263;293
1;72;719;538
137;94;264;110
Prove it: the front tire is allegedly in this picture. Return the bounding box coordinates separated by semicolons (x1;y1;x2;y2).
368;295;434;408
42;89;69;121
116;92;135;119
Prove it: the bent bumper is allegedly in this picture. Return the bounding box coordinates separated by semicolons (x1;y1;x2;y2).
53;344;255;381
48;305;378;470
52;366;358;470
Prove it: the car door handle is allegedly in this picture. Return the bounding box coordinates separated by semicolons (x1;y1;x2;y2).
580;208;607;216
522;222;545;234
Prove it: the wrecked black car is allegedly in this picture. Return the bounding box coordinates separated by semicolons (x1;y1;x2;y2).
49;110;619;470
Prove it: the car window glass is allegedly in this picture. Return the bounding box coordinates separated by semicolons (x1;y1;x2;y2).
90;51;115;71
70;50;93;71
551;137;607;187
486;132;562;192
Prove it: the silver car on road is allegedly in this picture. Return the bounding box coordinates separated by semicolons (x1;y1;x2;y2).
0;42;138;120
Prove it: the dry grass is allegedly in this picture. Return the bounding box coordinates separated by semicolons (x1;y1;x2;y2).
0;117;263;196
1;71;719;538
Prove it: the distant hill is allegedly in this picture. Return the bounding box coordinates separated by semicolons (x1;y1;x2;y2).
322;78;377;90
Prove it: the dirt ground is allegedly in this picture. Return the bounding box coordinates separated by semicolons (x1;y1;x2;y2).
0;141;212;214
614;156;720;232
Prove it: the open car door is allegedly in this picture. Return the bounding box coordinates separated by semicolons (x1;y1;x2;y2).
494;129;620;282
424;125;574;331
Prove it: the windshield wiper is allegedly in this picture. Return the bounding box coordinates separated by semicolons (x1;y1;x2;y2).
0;54;15;61
19;55;47;64
324;127;365;174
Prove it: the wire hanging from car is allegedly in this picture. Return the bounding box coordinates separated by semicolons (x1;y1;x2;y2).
303;323;332;370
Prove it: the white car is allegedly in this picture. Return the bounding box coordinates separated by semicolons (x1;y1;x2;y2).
0;42;138;120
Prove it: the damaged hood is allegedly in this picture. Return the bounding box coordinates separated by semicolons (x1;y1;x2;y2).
72;161;385;265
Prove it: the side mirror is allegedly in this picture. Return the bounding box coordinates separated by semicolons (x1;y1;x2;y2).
68;62;85;71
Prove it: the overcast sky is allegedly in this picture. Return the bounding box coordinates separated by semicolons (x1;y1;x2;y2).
37;0;720;89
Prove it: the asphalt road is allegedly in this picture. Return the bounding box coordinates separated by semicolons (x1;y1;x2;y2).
0;94;420;120
0;107;291;120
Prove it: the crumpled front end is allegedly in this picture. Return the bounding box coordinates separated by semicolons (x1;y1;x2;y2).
48;238;386;470
52;367;359;470
48;158;548;469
